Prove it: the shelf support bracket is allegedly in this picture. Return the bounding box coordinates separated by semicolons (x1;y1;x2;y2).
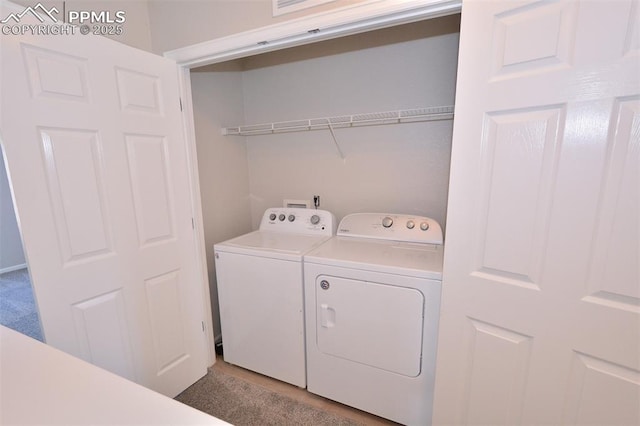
327;122;345;160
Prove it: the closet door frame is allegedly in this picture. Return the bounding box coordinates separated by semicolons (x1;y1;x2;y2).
170;0;463;365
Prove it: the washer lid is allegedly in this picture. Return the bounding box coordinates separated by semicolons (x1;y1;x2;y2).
215;230;332;261
304;236;443;279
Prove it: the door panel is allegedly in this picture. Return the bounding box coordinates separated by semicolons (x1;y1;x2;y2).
40;128;113;263
563;352;640;425
0;4;207;397
435;0;639;424
125;135;175;245
145;270;189;375
461;319;532;426
71;290;135;379
477;106;563;288
21;44;90;102
586;96;639;303
490;1;578;79
115;68;163;114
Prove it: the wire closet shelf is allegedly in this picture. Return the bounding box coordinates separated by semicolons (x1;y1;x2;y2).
221;105;454;136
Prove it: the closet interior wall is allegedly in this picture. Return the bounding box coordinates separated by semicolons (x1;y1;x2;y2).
190;14;461;342
0;148;26;272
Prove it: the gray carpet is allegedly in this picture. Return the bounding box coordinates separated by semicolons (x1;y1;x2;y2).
176;367;363;426
0;268;43;342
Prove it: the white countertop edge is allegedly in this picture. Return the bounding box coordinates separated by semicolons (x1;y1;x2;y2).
0;325;229;426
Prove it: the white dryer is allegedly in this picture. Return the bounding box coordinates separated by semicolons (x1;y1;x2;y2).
303;213;443;425
214;207;335;388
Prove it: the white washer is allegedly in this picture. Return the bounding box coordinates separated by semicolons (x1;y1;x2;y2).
303;213;443;425
214;207;336;388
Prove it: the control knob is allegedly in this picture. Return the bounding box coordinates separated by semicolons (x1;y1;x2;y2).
420;221;430;231
310;214;320;225
288;214;295;222
269;213;277;221
279;214;286;221
406;220;415;229
382;217;393;228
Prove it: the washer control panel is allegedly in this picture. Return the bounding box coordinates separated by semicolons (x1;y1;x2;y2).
337;213;443;244
260;207;336;235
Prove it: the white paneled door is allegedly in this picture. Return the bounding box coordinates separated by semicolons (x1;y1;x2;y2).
435;0;639;424
0;6;207;396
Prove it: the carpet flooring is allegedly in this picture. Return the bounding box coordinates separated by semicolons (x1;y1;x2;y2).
176;367;364;426
0;268;43;342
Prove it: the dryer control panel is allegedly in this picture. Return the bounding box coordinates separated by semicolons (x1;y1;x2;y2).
259;207;336;235
337;213;443;244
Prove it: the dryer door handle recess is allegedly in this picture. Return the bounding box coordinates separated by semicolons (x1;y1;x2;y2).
320;304;336;328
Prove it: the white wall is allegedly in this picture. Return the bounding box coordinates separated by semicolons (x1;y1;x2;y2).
0;148;26;272
241;16;460;228
148;0;370;54
83;0;152;51
7;0;381;55
190;66;253;341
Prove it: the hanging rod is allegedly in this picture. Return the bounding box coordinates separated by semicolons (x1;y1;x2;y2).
221;105;454;136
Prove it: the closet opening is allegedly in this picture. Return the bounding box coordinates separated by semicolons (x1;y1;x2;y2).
187;14;461;345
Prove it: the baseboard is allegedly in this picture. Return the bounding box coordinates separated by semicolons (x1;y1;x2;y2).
0;263;27;274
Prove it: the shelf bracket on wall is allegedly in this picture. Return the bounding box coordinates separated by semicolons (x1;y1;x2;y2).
326;121;345;160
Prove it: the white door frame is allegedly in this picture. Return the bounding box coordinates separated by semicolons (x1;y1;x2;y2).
168;0;462;365
164;0;462;67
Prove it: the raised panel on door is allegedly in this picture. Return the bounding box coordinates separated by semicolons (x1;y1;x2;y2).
474;105;563;289
490;1;578;80
21;44;90;102
71;290;135;379
460;319;532;426
125;134;175;247
435;0;640;424
584;96;639;308
563;352;640;425
623;2;639;57
39;128;113;264
144;271;189;377
115;67;163;115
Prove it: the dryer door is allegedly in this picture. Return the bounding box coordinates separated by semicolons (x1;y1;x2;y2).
315;275;424;377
